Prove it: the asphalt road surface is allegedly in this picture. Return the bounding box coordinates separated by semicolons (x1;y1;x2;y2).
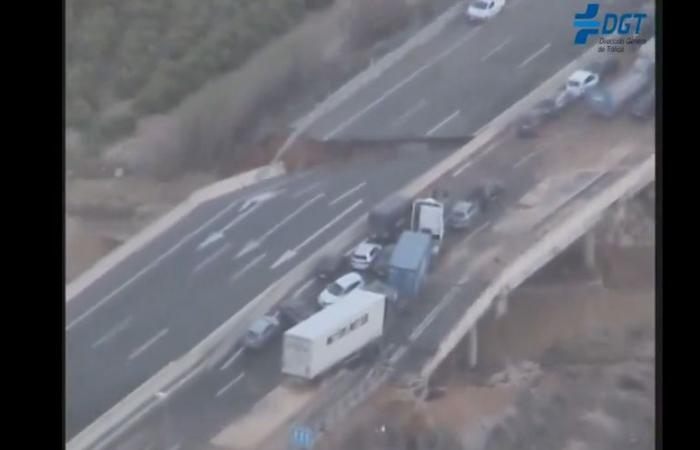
66;151;444;438
115;99;654;450
66;0;646;440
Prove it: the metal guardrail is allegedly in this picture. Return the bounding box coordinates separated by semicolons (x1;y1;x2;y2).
289;156;654;450
420;155;655;380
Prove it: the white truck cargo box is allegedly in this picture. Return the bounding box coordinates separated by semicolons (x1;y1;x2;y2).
282;290;385;380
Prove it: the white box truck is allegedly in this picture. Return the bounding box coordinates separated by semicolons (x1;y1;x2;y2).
282;290;386;380
411;197;445;256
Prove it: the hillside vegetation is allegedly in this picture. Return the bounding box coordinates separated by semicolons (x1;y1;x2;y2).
67;0;333;154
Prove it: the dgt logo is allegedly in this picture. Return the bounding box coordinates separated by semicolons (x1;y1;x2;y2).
573;3;647;45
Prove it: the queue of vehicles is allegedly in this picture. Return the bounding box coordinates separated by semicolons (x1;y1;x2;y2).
241;184;499;379
275;185;504;381
245;11;655;383
517;37;654;138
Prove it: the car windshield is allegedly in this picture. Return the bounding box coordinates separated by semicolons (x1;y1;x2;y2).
473;1;489;9
327;282;345;296
568;80;580;87
246;329;260;341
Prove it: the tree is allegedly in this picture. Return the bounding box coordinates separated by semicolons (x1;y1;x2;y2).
66;97;95;129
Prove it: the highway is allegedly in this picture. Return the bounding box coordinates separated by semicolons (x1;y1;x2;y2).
113;102;654;450
66;0;647;441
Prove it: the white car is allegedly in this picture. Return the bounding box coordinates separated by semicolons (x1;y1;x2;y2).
350;241;383;270
318;272;365;308
565;70;600;99
466;0;505;21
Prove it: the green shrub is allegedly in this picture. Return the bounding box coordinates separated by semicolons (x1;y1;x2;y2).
66;97;95;129
99;111;137;142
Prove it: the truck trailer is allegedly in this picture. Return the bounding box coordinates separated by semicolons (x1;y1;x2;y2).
281;290;386;380
368;194;412;243
387;230;432;303
411;198;445;256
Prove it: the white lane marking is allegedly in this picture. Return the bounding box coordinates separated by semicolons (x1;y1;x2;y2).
470;220;491;239
452;141;499;177
329;182;367;206
426;110;460;136
292;278;315;299
196;231;224;251
292;182;322;199
410;286;461;341
236;193;325;259
220;347;245;371
514;149;541;168
270;250;297;270
66;197;251;331
221;201;262;233
91;315;133;349
193;243;232;274
389;345;408;365
481;37;511;62
216;373;245;398
270;199;364;269
293;199;364;253
128;328;169;361
323;28;481;140
230;253;267;284
518;42;552;69
391;99;428;127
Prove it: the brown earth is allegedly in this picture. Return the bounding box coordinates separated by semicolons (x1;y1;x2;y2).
316;241;655;450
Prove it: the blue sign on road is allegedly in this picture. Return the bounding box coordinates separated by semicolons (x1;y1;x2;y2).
290;425;315;449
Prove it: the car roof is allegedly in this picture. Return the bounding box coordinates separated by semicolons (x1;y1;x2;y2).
569;70;595;83
249;317;273;334
354;241;381;256
453;200;475;211
334;272;362;287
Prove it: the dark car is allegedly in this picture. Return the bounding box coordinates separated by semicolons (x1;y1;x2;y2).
371;244;395;279
587;58;620;80
629;88;655;120
466;182;504;211
517;112;545;138
279;297;318;328
313;254;345;281
478;183;504;210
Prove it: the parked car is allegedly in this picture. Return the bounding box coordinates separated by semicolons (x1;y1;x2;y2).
371;244;396;279
350;241;383;271
533;96;568;119
472;182;504;211
244;313;281;350
629;87;655;120
279;297;318;328
587;58;620;80
566;70;600;98
517;111;545;138
466;0;505;21
448;200;480;230
363;279;399;304
318;272;365;308
313;254;346;282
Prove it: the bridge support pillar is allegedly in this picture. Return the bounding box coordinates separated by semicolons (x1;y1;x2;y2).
583;232;597;271
468;325;478;369
495;291;508;319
